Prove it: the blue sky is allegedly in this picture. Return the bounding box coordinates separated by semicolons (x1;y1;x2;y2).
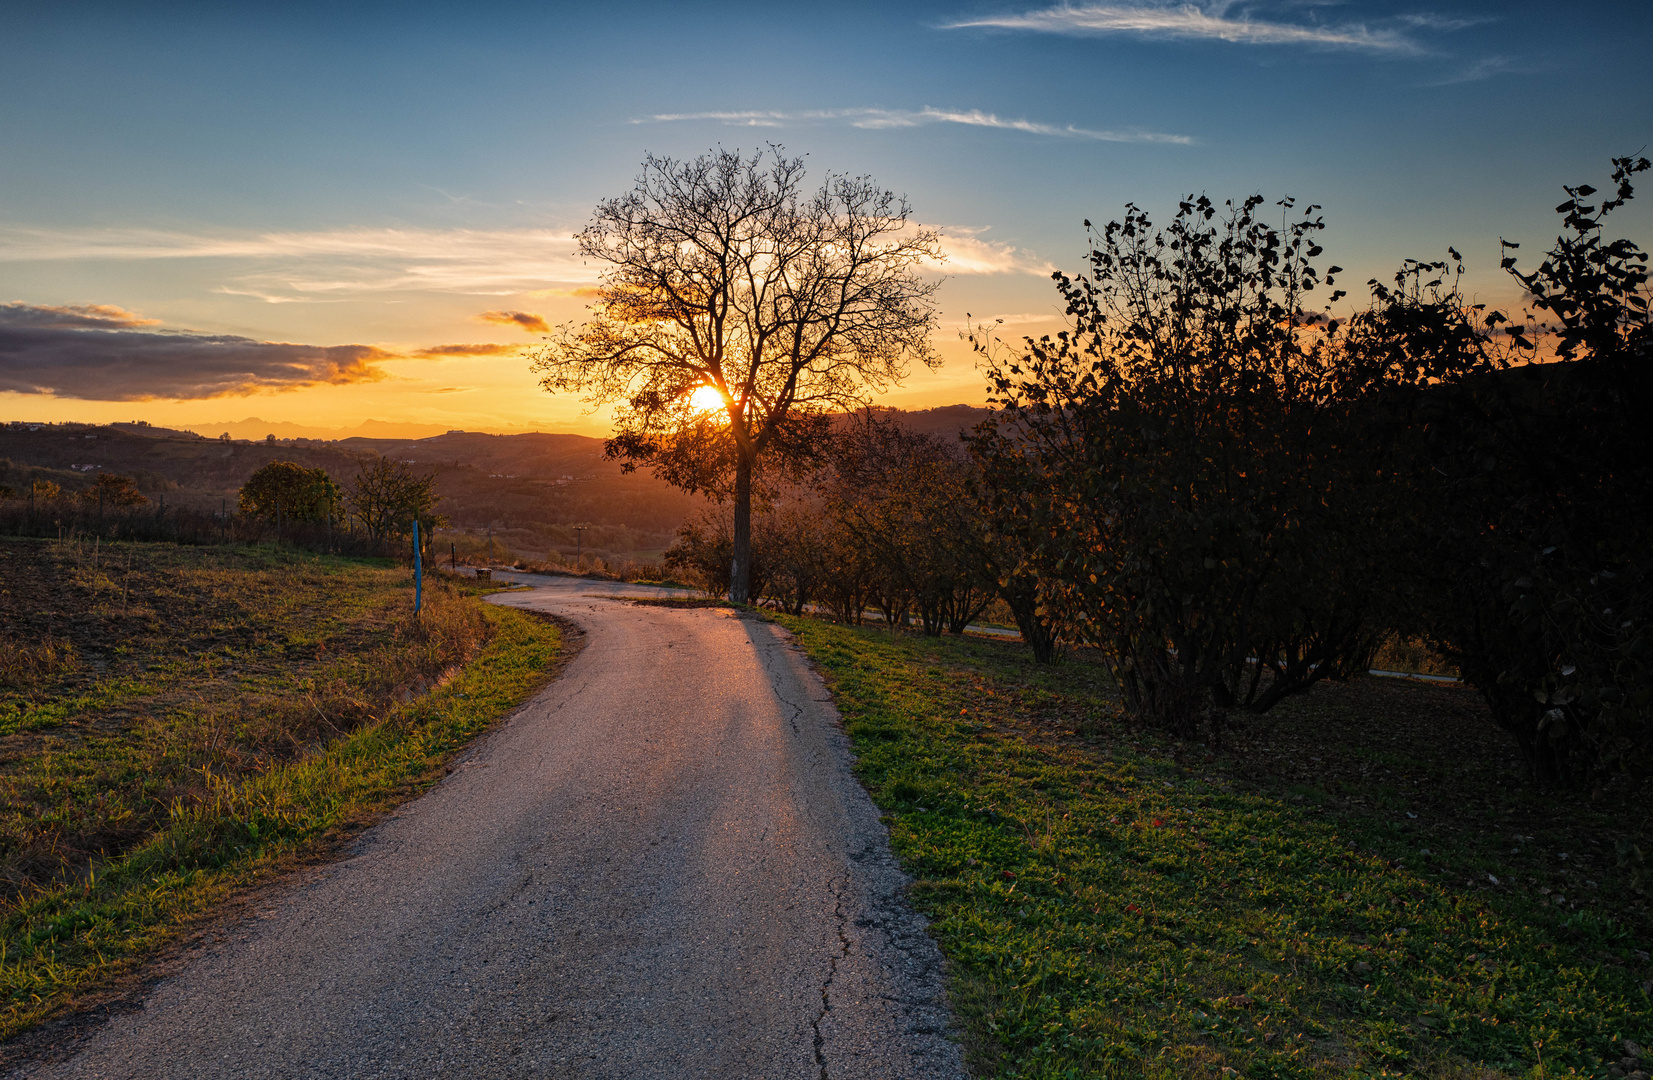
1;1;1647;433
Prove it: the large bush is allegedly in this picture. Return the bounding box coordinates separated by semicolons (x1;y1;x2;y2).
971;196;1385;735
972;158;1652;790
1376;157;1653;788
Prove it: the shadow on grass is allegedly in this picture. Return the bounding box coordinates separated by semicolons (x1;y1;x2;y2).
776;615;1652;1080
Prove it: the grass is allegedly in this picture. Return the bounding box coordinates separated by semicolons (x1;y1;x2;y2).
775;615;1652;1079
0;537;562;1041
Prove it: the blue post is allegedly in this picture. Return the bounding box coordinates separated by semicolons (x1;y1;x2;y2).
413;519;423;615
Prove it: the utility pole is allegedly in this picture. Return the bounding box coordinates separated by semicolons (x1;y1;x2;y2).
413;519;423;615
573;525;587;569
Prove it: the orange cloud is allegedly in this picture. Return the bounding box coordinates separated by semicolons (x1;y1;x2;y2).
476;309;550;334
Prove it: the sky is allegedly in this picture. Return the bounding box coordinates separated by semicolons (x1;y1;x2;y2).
0;0;1648;437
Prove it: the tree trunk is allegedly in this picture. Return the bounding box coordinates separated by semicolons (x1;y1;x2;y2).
729;454;753;604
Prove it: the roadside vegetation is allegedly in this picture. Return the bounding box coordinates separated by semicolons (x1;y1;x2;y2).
0;536;561;1040
781;615;1652;1079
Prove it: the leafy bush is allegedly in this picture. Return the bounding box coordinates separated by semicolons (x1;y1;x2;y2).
237;460;338;522
970;195;1383;734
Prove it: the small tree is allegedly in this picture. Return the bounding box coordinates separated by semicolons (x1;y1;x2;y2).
347;458;443;541
827;412;996;636
532;147;943;603
78;472;148;508
664;510;770;601
238;461;339;522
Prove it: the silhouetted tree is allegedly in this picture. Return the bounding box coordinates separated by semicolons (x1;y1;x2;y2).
531;147;942;603
664;509;770;601
1381;156;1653;787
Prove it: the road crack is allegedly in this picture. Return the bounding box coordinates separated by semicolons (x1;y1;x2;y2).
811;873;854;1080
757;637;809;735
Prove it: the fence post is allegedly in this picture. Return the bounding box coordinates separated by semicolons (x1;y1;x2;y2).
413;519;423;615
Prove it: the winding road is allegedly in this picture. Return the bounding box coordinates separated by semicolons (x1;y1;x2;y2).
11;574;964;1080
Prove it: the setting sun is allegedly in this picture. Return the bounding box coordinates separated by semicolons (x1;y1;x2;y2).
688;384;725;413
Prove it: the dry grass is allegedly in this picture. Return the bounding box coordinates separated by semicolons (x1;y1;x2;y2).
0;536;564;1043
0;638;78;690
0;537;487;904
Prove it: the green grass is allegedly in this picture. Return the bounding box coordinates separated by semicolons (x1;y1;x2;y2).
776;615;1652;1079
0;677;153;738
0;541;562;1041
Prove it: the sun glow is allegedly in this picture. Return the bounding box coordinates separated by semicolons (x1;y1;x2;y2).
689;384;725;413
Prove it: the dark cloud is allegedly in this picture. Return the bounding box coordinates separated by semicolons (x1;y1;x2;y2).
476;309;550;334
412;342;524;357
0;302;393;401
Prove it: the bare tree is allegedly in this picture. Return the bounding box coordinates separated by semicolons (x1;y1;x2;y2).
531;147;943;603
347;458;442;542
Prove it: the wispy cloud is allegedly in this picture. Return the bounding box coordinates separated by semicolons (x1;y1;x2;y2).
1424;54;1523;85
524;286;603;301
942;3;1447;54
0;302;396;401
412;342;526;357
476;309;550;334
0;302;161;330
634;107;1192;145
933;231;1056;275
0;227;594;300
942;311;1066;329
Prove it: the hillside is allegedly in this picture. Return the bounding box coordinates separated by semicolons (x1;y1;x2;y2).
0;406;994;563
0;422;702;561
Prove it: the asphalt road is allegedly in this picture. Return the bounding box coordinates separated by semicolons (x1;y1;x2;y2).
12;575;964;1080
